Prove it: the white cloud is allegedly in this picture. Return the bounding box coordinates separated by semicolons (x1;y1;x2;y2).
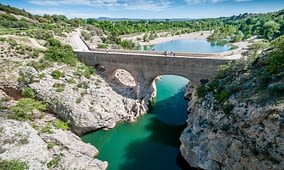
28;0;171;11
122;0;171;11
29;0;118;6
185;0;225;5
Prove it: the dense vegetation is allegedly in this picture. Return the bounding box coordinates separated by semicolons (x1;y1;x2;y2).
0;3;283;49
84;10;284;46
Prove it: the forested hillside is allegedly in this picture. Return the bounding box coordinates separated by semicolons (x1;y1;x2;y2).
0;3;283;48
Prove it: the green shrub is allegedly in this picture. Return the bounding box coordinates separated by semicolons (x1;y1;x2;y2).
81;31;91;40
120;40;137;50
266;35;284;74
67;78;76;84
268;82;284;95
51;70;63;79
47;154;62;169
53;83;65;92
46;38;61;47
32;50;40;58
216;90;230;103
53;119;69;131
97;43;108;49
28;60;52;71
40;123;53;134
196;85;207;99
77;82;88;89
9;98;47;121
45;45;78;66
82;66;95;78
0;159;29;170
47;142;56;149
223;103;234;115
75;66;96;78
21;87;35;98
18;71;35;85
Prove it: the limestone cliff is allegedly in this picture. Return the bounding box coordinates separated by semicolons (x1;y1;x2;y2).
0;36;150;169
180;40;284;170
0;36;150;136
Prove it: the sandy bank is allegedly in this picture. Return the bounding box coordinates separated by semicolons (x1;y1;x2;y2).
121;31;212;46
142;31;212;45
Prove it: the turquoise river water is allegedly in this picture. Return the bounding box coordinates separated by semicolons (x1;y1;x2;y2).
82;76;190;170
82;39;231;169
143;39;231;53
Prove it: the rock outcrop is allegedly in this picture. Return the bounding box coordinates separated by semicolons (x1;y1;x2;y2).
180;48;284;169
20;65;149;135
180;92;284;169
0;119;107;170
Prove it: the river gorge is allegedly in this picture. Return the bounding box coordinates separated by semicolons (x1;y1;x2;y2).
81;38;232;169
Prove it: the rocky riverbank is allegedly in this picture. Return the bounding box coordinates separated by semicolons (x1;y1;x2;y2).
180;44;284;169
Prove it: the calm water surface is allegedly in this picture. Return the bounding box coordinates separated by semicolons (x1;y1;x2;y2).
82;76;190;170
143;39;231;53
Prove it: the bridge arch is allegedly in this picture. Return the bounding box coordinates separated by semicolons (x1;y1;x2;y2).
75;50;230;99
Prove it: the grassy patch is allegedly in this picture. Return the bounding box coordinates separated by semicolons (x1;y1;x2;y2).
47;154;62;169
53;119;70;131
51;70;64;79
53;83;65;92
0;159;29;170
47;142;57;149
45;38;78;67
8;98;47;121
40;123;53;134
21;87;35;98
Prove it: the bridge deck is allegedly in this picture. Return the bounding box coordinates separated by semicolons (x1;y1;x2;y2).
74;49;234;60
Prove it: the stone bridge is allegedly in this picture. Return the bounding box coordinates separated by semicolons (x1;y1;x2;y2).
75;50;232;99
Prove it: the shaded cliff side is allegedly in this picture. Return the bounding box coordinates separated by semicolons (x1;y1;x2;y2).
180;37;284;169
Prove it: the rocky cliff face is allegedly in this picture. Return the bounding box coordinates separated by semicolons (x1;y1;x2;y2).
180;44;284;170
0;36;150;135
20;65;149;135
0;36;151;169
181;91;284;170
0;119;108;170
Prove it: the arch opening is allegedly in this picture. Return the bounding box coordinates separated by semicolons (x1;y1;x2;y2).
146;74;193;169
149;75;191;125
113;69;136;87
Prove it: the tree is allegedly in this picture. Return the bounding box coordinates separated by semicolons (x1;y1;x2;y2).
263;20;280;40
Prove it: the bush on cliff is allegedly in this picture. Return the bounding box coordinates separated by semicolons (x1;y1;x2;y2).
266;35;284;74
195;38;284;111
0;159;29;170
51;70;64;79
21;87;35;98
9;98;47;121
44;38;78;66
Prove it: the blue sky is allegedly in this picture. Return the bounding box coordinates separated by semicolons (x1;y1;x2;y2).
1;0;284;19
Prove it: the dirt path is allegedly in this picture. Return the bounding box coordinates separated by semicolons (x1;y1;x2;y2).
66;28;89;51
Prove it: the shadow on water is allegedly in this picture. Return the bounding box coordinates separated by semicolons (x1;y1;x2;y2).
118;87;196;170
